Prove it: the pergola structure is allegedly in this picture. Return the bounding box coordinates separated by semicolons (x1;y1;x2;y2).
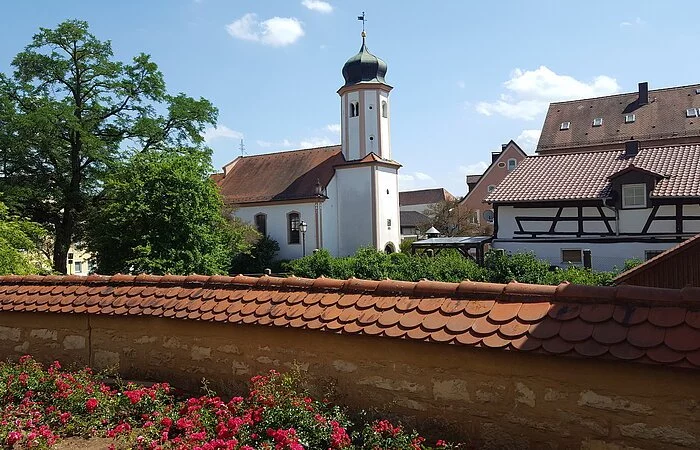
410;236;493;265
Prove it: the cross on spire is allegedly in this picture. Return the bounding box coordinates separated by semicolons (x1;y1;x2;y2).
357;11;366;36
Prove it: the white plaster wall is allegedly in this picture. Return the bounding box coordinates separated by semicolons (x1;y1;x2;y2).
618;208;653;234
376;166;401;252
320;177;340;256
363;90;379;156
493;240;679;272
235;203;318;261
343;91;361;161
379;91;390;159
335;166;374;256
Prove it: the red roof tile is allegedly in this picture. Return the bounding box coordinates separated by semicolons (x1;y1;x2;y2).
486;144;700;203
0;275;699;370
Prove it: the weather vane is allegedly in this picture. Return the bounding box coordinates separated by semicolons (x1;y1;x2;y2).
357;11;366;34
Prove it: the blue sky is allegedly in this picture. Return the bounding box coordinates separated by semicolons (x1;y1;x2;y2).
1;1;699;196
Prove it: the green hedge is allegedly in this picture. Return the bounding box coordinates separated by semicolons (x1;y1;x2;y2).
283;247;626;286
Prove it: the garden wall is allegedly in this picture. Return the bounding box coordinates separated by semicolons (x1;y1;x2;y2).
0;274;699;449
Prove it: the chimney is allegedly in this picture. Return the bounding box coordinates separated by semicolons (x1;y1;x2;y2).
638;82;649;105
625;139;640;157
491;152;500;163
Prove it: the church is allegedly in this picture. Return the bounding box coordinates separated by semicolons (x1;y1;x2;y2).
215;32;401;260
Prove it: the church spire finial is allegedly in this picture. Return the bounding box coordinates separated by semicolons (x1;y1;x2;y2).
357;11;366;41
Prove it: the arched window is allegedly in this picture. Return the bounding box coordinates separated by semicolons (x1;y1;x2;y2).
384;243;395;254
287;212;300;244
381;100;388;118
350;102;359;117
507;158;517;171
254;213;267;236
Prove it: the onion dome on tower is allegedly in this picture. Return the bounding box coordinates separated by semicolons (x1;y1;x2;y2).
341;31;389;88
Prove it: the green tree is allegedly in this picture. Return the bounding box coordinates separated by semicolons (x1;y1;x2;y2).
0;201;50;275
85;149;252;275
0;20;217;273
421;199;490;237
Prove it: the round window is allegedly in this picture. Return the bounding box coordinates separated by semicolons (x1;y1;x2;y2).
498;162;506;168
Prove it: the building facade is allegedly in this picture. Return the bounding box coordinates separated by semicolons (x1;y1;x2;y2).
215;33;401;260
487;143;700;271
458;140;526;225
398;188;455;239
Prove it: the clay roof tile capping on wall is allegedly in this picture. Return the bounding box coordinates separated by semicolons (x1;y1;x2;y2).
0;274;699;369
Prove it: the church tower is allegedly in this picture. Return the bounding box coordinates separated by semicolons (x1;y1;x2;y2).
333;29;401;255
338;31;392;161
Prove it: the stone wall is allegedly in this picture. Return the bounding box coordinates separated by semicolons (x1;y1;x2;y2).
0;312;697;449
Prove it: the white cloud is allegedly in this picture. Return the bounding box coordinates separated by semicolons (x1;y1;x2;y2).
516;129;541;154
299;136;333;149
226;13;304;47
301;0;333;13
398;171;438;191
620;17;645;28
256;139;294;148
203;125;243;143
476;66;620;120
325;123;341;135
458;161;489;176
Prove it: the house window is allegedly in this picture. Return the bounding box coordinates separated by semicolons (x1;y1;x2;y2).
487;185;496;193
561;249;583;264
560;121;570;130
645;250;663;260
624;113;636;123
381;101;388;118
507;158;517;171
287;212;300;244
483;209;494;223
74;261;83;274
387;219;392;228
686;108;698;118
621;183;646;209
592;117;603;127
254;213;267;236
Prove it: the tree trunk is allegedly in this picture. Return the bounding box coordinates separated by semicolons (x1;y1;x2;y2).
52;216;71;274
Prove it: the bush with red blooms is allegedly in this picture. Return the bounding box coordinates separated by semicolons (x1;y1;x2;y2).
0;357;463;449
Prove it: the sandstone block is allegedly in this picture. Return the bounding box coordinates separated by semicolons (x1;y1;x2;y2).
433;379;471;402
94;350;120;369
578;390;652;415
191;346;211;361
515;382;536;408
332;360;358;373
30;329;57;341
63;335;86;350
359;376;425;393
618;423;697;447
0;326;21;342
217;344;241;354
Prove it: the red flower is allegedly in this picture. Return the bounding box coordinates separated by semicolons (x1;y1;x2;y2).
86;398;99;413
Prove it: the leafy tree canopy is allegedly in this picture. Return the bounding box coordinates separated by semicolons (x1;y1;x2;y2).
419;199;492;237
0;201;51;275
85;149;254;275
0;20;217;273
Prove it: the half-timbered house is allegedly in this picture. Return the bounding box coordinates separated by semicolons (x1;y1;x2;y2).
485;141;700;270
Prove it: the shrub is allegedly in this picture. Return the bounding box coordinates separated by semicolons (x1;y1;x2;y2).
231;236;281;274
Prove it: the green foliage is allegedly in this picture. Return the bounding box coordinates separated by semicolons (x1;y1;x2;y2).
0;201;50;275
286;247;620;286
0;20;217;272
230;235;281;274
623;258;644;272
85;149;252;275
398;239;414;254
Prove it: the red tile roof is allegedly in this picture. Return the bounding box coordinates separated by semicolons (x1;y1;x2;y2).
486;144;700;203
537;83;700;153
399;188;455;207
1;274;699;369
615;233;700;288
217;146;344;204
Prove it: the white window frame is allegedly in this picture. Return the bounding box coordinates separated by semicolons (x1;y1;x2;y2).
592;117;603;127
381;100;388;118
624;113;636;123
74;261;83;274
621;183;647;209
507;158;517;171
561;249;583;265
686;108;698;118
560;121;570;130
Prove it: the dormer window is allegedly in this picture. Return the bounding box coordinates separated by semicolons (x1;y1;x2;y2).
560;121;570;130
686;108;698;118
507;158;517;171
621;183;646;209
624;113;636;124
592;117;603;127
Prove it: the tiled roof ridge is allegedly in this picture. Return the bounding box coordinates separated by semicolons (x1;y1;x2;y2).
238;145;341;160
548;82;700;106
614;233;700;284
1;274;699;308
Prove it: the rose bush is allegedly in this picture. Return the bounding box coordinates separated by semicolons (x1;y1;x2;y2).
0;357;463;449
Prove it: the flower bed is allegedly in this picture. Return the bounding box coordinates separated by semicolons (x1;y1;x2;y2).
0;356;462;449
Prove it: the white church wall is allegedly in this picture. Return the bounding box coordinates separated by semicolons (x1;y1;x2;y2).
320;177;340;256
363;90;379;156
335;166;374;256
343;91;361;160
379;91;390;159
235;203;318;262
375;166;401;252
